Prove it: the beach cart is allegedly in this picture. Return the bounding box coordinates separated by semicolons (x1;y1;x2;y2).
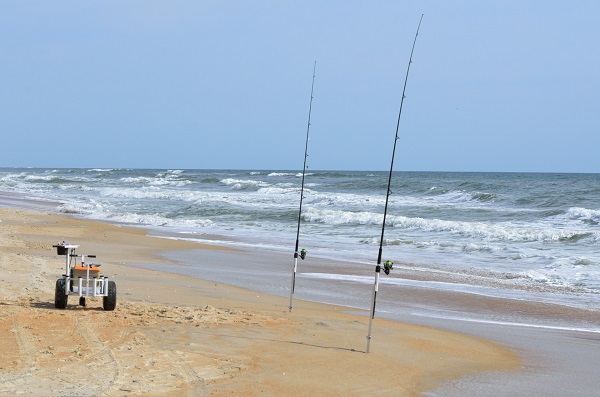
52;243;117;310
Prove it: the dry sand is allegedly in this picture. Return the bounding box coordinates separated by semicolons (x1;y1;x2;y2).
0;207;519;396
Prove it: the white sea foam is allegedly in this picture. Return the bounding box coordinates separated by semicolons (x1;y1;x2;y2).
221;178;270;190
110;212;214;228
24;175;61;182
118;174;193;187
267;172;294;177
1;168;599;303
303;207;382;225
564;207;600;224
411;312;600;333
301;272;600;308
303;207;590;243
257;187;298;195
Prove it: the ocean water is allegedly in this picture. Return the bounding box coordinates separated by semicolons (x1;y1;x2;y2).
1;168;599;310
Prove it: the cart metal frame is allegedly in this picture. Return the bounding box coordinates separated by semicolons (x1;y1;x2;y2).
53;243;116;310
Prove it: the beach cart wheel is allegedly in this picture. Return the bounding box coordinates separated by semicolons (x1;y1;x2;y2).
55;279;68;309
103;281;117;311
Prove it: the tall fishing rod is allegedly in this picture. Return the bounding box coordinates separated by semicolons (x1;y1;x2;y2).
366;14;424;353
289;61;316;312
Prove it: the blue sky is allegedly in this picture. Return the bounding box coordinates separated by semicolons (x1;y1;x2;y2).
1;1;598;172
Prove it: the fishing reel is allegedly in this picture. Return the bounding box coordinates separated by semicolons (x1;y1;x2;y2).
383;260;393;275
300;249;307;260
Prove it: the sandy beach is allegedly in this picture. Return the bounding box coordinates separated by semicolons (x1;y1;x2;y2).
0;206;520;396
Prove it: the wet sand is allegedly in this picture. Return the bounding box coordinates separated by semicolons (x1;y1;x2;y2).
0;207;519;396
145;237;600;396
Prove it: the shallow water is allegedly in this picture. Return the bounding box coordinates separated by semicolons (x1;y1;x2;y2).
1;168;599;309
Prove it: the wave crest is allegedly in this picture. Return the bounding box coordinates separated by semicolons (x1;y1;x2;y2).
565;207;600;225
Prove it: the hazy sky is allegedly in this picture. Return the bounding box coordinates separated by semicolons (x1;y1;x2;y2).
1;1;598;172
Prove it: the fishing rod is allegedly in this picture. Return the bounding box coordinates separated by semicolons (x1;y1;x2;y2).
289;61;316;312
366;14;424;353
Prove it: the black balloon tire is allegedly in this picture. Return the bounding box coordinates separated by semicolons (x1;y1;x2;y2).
55;279;68;309
103;281;117;311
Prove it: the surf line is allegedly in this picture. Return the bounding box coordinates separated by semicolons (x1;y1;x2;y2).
366;14;424;353
289;61;317;312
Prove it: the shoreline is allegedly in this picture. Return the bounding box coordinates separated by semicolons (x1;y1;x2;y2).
155;248;600;332
2;179;598;314
2;188;600;395
0;206;520;396
146;242;600;395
